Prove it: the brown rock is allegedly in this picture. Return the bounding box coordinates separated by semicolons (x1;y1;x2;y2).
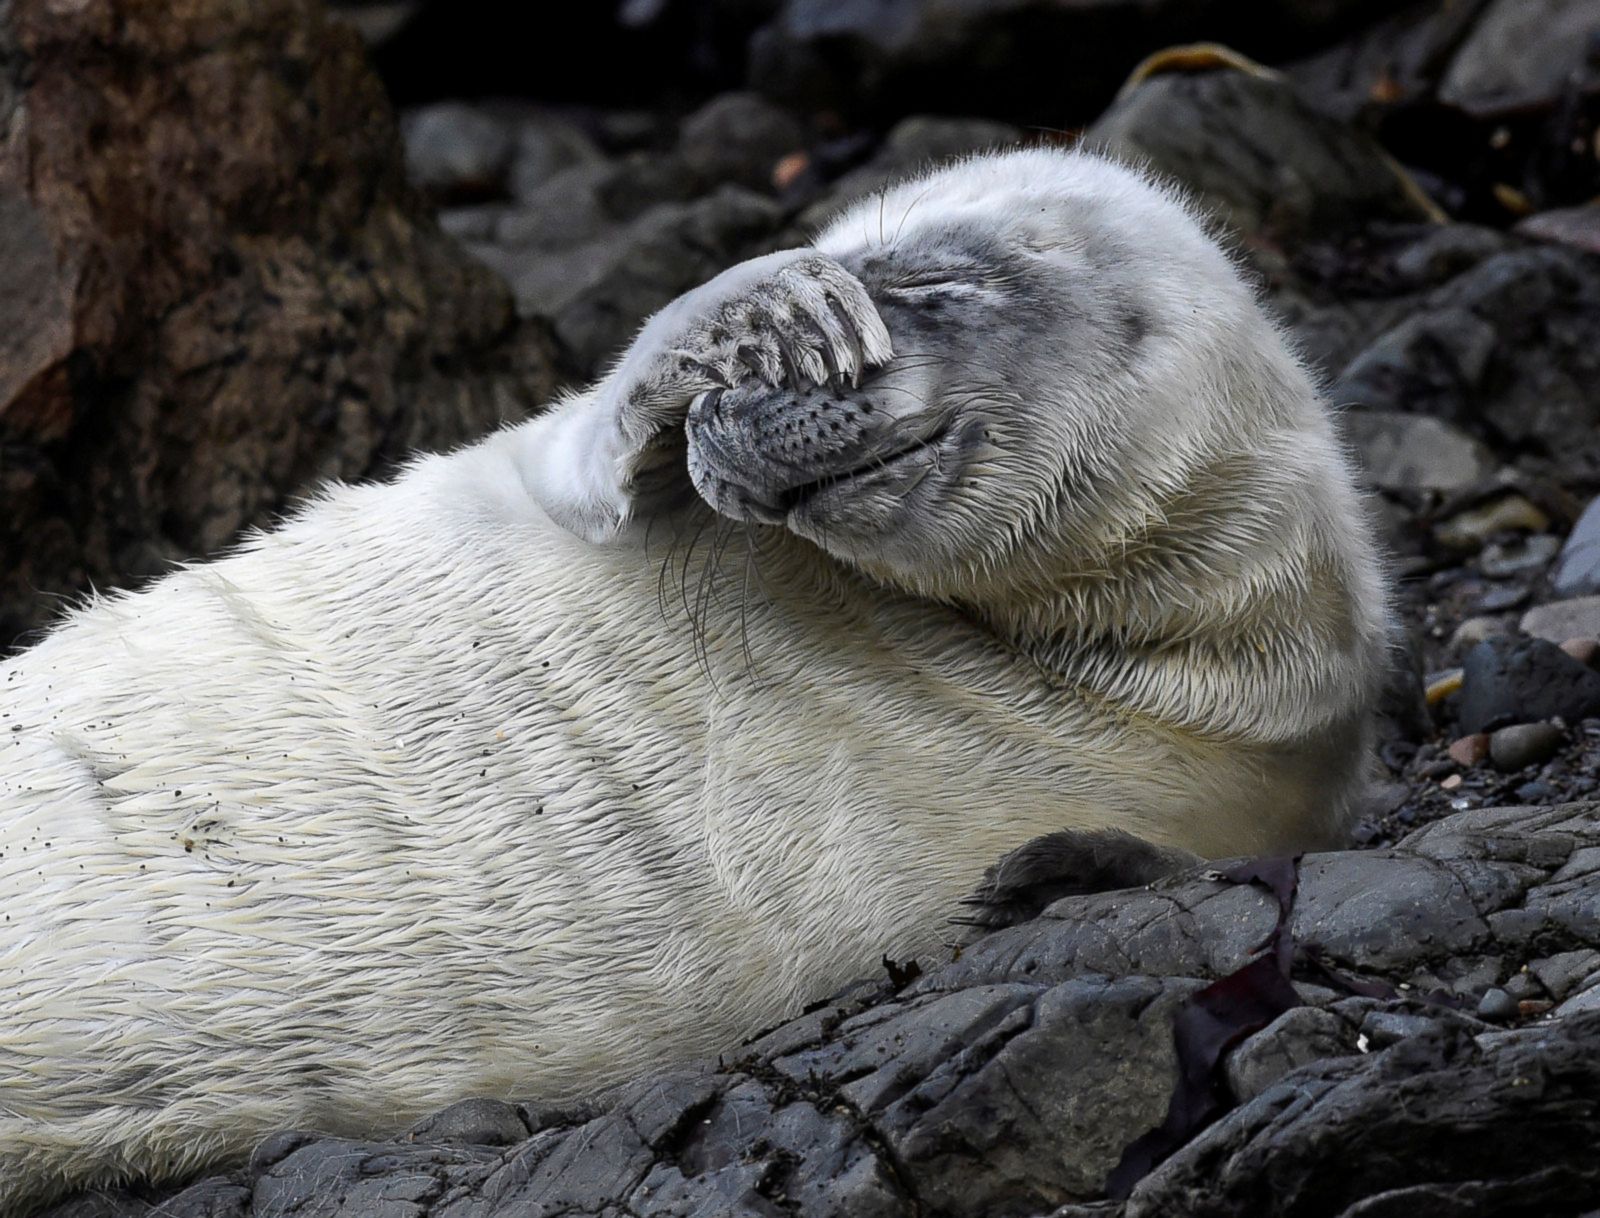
1447;733;1491;768
0;0;556;648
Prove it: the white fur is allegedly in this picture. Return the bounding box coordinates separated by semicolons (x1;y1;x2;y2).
0;149;1387;1212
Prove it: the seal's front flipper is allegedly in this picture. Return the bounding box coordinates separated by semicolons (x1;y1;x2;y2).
523;250;891;545
956;829;1199;935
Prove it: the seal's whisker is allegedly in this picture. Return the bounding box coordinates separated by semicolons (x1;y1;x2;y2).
737;525;762;683
889;184;938;249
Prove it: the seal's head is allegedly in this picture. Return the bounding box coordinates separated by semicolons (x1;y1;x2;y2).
685;148;1319;614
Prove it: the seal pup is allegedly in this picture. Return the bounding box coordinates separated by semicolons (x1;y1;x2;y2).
0;147;1388;1211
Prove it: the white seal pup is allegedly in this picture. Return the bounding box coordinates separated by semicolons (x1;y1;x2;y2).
0;147;1388;1212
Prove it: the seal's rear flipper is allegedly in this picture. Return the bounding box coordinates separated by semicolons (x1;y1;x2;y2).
956;828;1199;934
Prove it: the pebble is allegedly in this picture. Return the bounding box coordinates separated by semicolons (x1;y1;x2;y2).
1435;494;1550;549
1451;616;1513;647
1489;721;1564;771
1480;532;1560;578
1515;780;1558;803
1476;987;1518;1022
1473;583;1529;613
1521;597;1600;647
1447;733;1491;767
1440;773;1464;791
1551;493;1600;597
1425;668;1464;705
1457;636;1600;734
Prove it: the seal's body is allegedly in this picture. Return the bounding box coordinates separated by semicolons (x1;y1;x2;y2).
0;149;1387;1211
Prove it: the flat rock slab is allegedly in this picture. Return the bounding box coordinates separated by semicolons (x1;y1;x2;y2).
53;801;1600;1218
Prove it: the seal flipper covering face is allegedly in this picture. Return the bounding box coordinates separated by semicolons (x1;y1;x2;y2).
0;147;1388;1213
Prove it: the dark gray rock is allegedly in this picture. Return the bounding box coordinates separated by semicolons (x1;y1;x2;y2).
325;0;420;45
1489;721;1565;771
1334;308;1498;421
1288;0;1497;123
1529;949;1600;1001
405;1097;529;1147
1086;68;1436;240
1458;637;1600;733
1340;409;1495;493
1225;1007;1354;1103
469;183;784;376
1475;986;1517;1021
678;92;807;193
1479;533;1560;579
1273;231;1600;489
1519;203;1600;257
1086;1014;1600;1217
1553;495;1600;598
507;112;603;202
1437;0;1600;117
401;102;514;201
797;115;1025;231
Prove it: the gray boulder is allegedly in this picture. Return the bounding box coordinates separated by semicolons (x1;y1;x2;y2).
1086;68;1436;241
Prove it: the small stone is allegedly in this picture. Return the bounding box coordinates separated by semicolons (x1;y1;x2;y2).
1440;773;1464;791
1473;584;1529;613
1447;733;1491;767
1451;616;1512;648
772;150;810;192
407;1097;528;1147
1342;411;1495;494
1551;494;1600;598
1560;638;1600;668
1457;637;1600;734
1480;533;1561;579
1435;495;1551;549
1488;721;1565;771
1515;780;1558;803
1476;987;1518;1022
1521;597;1600;646
1425;669;1464;705
1504;970;1544;1001
508;114;602;201
1518;998;1554;1017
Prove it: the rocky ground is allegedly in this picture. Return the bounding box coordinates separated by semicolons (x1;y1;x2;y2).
10;0;1600;1214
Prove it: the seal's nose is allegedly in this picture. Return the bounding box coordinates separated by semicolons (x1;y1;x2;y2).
687;378;876;522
